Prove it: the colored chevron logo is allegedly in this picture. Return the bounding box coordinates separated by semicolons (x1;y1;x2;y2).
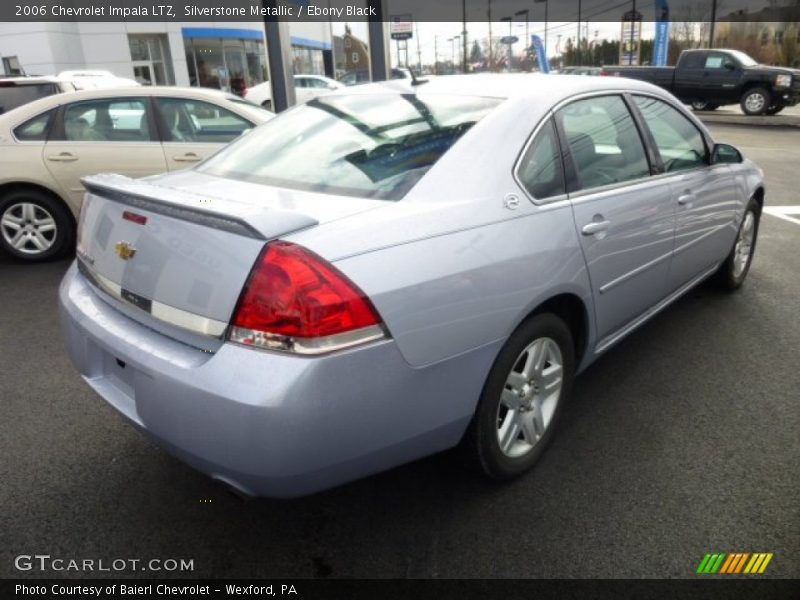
696;552;774;574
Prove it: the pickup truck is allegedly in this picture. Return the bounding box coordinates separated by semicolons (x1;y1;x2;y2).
602;49;800;115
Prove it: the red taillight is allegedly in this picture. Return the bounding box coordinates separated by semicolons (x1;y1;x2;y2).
229;241;385;354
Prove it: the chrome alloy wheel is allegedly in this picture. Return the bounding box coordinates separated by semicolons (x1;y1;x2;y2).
496;337;563;458
733;210;756;278
0;202;57;255
744;92;766;114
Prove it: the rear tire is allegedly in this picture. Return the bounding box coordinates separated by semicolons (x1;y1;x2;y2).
0;189;74;262
691;101;718;111
713;198;760;290
465;313;575;480
740;88;771;116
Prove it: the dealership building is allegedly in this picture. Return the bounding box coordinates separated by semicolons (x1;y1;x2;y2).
0;20;334;90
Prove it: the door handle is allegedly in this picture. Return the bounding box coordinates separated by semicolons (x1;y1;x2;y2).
581;219;611;235
46;152;78;162
677;193;696;206
172;152;201;162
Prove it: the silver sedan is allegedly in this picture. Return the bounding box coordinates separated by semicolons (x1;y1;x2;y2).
59;74;763;497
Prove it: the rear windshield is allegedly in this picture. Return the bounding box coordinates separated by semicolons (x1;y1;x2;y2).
0;83;59;115
198;93;503;200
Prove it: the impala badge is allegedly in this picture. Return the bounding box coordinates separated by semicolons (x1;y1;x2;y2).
114;241;137;260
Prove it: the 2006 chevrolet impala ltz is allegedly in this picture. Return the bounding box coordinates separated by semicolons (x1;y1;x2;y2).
59;74;763;497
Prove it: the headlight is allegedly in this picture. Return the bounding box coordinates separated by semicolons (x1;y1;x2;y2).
776;74;792;88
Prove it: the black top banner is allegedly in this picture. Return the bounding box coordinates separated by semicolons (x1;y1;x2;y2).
4;579;800;600
2;0;800;23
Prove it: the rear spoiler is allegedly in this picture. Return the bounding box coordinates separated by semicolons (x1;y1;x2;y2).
81;173;318;240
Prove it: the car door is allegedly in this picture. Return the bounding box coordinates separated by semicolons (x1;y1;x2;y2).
556;94;676;346
155;96;255;170
293;77;316;104
43;96;167;209
631;94;740;291
697;52;741;104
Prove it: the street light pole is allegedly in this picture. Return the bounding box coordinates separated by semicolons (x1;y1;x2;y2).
462;0;468;73
709;0;717;48
577;0;582;65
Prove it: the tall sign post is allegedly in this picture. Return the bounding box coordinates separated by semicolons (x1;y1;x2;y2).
620;9;642;66
390;14;413;68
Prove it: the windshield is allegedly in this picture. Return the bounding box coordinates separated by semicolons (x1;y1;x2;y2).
198;93;503;200
728;50;758;67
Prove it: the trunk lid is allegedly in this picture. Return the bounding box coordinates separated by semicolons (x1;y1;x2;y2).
76;172;383;346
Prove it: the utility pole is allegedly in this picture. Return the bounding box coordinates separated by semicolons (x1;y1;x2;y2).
415;22;422;73
488;0;493;71
709;0;717;48
434;35;438;75
577;0;582;65
462;0;468;73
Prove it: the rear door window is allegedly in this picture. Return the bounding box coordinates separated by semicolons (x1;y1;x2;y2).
556;95;651;192
63;98;152;141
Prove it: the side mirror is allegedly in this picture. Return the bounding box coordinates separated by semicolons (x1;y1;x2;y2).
711;143;743;164
327;83;338;90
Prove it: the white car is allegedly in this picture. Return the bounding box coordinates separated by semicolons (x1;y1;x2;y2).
244;75;343;109
57;70;141;90
0;86;273;261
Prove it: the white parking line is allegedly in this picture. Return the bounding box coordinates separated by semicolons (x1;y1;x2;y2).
763;206;800;227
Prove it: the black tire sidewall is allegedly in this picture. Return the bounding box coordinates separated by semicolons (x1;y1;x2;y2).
0;190;74;262
717;199;760;290
470;313;576;480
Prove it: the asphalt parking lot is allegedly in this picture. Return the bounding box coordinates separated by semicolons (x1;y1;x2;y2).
1;123;798;580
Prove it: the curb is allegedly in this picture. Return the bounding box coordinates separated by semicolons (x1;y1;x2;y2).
698;113;800;128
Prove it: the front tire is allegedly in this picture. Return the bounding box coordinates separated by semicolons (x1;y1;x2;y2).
0;189;74;262
740;88;771;116
465;313;575;480
714;198;760;290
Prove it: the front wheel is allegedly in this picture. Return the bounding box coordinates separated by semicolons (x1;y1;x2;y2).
465;313;575;480
0;189;74;262
714;199;760;290
740;88;771;115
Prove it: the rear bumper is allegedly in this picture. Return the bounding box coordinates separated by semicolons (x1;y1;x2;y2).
59;262;495;498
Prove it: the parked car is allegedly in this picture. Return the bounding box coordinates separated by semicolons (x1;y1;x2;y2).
59;74;763;498
244;75;344;109
601;49;800;115
57;70;141;90
558;66;602;76
337;70;371;86
0;86;273;261
0;76;75;115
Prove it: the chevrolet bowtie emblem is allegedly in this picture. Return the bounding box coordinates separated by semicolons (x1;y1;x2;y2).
114;241;137;260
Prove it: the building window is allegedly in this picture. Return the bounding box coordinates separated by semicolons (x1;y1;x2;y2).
128;35;174;85
2;56;23;76
183;33;267;96
292;46;324;76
